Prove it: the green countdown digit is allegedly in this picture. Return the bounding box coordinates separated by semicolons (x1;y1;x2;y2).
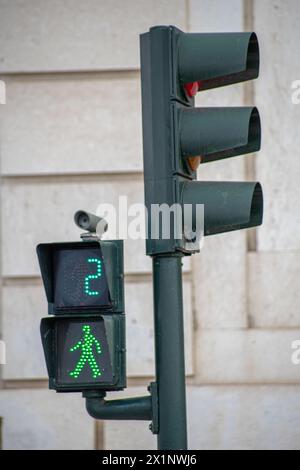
84;258;102;296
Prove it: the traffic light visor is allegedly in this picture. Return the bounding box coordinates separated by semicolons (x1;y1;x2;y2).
180;107;261;163
178;32;259;90
182;181;263;235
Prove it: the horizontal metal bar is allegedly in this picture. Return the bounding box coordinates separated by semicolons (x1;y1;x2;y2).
85;394;152;421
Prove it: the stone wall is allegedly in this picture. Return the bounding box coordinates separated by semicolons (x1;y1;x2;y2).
0;0;299;449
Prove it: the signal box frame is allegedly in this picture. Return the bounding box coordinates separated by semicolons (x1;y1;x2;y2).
37;240;124;315
40;314;126;392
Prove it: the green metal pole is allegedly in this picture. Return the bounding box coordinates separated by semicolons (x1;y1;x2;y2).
152;254;187;450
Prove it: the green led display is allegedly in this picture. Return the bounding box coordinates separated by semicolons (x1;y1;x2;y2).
53;247;111;310
84;258;102;297
56;319;113;386
69;324;102;379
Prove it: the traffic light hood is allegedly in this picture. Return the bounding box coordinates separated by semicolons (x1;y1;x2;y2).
178;32;259;90
180;107;261;163
182;181;263;235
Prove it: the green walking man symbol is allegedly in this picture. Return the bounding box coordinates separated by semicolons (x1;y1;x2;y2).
69;325;102;379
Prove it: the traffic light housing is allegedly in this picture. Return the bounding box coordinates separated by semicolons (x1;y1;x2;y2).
37;240;124;314
140;26;263;255
38;240;126;392
40;314;126;392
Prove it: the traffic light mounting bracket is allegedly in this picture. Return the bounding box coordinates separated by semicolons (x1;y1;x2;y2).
83;382;159;434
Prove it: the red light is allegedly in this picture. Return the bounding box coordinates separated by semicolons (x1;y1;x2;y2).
184;81;199;97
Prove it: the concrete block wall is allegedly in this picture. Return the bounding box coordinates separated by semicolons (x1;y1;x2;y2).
0;0;299;449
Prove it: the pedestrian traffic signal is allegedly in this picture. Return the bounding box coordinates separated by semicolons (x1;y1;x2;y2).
41;315;126;392
38;239;126;392
37;240;124;314
140;26;263;255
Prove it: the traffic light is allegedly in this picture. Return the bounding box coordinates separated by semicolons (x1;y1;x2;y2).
38;240;126;392
140;26;263;255
37;240;124;314
40;314;125;392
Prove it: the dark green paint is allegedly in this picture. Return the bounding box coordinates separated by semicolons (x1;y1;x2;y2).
178;32;259;89
153;254;187;449
182;181;263;235
180;107;261;163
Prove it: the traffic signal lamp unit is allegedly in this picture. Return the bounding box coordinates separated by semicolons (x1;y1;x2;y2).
140;26;263;254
